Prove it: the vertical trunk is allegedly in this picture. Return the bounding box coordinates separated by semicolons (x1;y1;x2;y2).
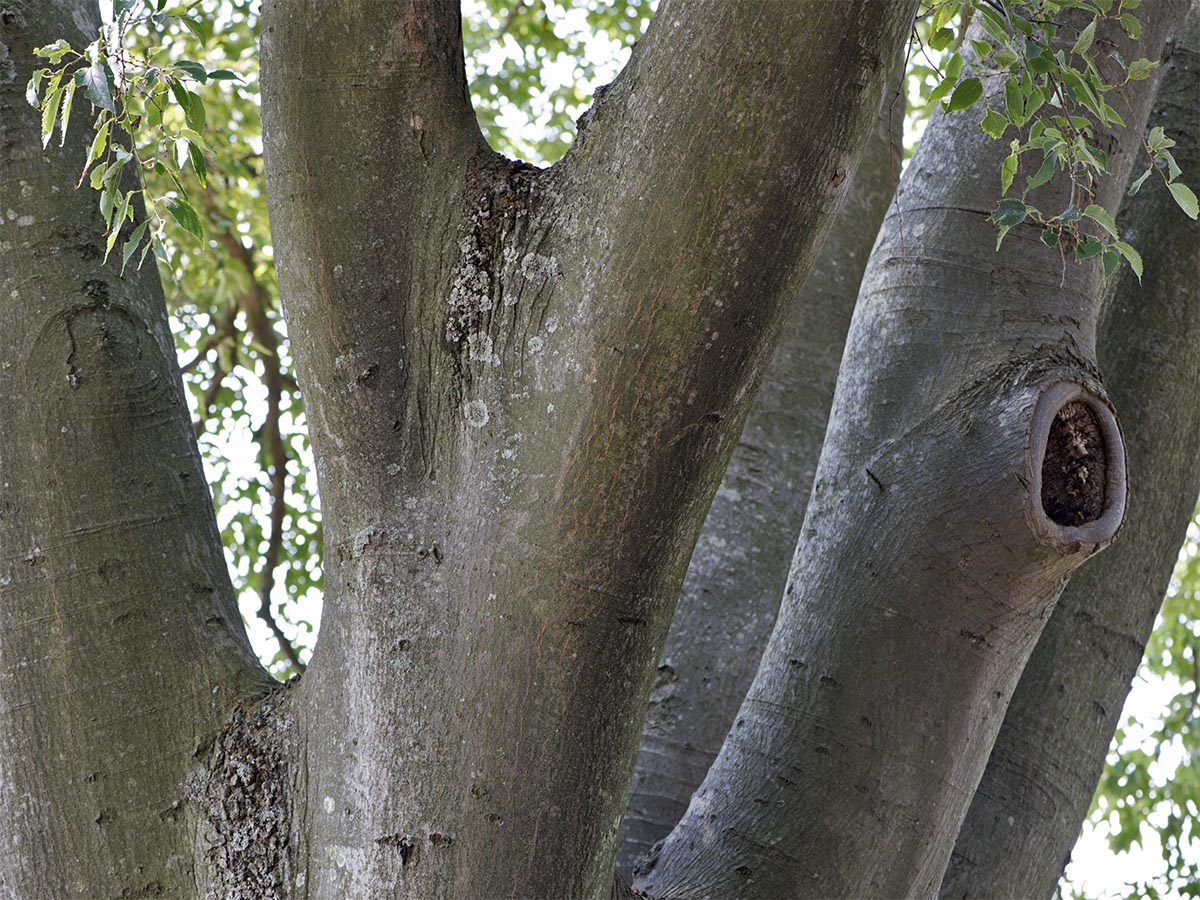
260;1;915;896
941;11;1200;896
618;64;904;875
0;3;270;897
637;6;1181;898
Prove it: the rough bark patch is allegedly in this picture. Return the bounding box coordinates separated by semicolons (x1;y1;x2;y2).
189;687;294;900
1041;401;1107;526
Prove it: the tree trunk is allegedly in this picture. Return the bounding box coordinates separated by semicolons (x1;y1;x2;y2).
635;6;1181;898
618;62;905;876
0;3;270;898
259;1;914;896
941;9;1200;896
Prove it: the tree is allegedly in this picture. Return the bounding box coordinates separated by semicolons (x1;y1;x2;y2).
0;1;1196;898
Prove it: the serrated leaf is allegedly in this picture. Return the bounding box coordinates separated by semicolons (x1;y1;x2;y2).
34;40;72;63
1112;241;1143;279
1073;19;1096;55
1167;182;1199;220
1075;237;1103;260
1127;58;1155;80
1102;249;1119;282
1004;77;1024;126
83;60;115;112
1119;13;1141;38
26;69;45;108
104;191;131;262
58;80;76;147
1026;153;1058;194
176;60;208;83
970;39;992;59
976;6;1010;45
1002;149;1019;195
122;219;148;272
945;77;983;113
1083;204;1119;238
1041;228;1058;248
992;198;1028;228
1128;168;1151;196
981;107;1008;139
188;141;208;186
164;197;204;240
41;87;64;148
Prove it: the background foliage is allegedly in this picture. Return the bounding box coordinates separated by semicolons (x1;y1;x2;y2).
32;1;1200;894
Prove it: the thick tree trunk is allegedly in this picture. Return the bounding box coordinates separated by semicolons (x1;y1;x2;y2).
941;10;1200;896
618;64;905;876
0;3;270;898
260;1;914;896
636;6;1181;899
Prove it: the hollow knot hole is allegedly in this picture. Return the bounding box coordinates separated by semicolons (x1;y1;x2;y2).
1041;400;1107;526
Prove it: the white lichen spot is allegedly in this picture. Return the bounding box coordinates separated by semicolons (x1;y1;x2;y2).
501;449;516;460
16;216;34;228
467;332;495;365
527;336;545;355
545;316;560;334
520;252;560;283
403;496;418;510
323;796;335;814
463;399;489;428
352;526;377;557
547;403;555;414
386;463;402;476
333;264;344;280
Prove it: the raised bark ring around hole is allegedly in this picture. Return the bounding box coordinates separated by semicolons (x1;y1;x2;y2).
1027;382;1126;551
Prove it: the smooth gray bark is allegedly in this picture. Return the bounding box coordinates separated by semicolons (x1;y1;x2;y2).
940;9;1200;896
0;3;270;898
636;6;1182;898
618;65;905;876
260;1;915;896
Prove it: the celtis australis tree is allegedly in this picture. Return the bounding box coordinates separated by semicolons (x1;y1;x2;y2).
0;1;1197;898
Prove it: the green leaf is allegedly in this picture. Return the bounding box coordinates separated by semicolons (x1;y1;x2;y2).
83;60;115;112
970;39;992;59
1127;168;1152;196
26;69;45;108
164;197;205;240
930;27;955;52
1004;78;1024;126
1026;153;1058;193
122;219;149;272
34;40;72;63
1072;19;1096;55
176;60;208;83
1060;205;1082;224
1127;58;1156;81
945;77;983;113
992;198;1028;228
1041;228;1059;248
1112;241;1143;279
207;69;241;82
104;190;132;262
976;6;1010;45
58;79;76;147
187;141;208;186
1075;237;1103;260
41;87;64;148
1119;13;1142;38
981;107;1008;139
1167;182;1199;220
1083;204;1119;238
1001;146;1019;195
1102;249;1119;282
1148;126;1172;152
